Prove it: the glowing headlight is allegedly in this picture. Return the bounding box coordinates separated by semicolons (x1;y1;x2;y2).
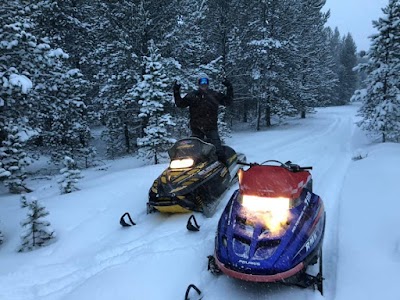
241;195;290;234
170;158;194;169
242;195;290;212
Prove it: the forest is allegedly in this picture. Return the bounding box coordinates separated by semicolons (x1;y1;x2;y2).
1;0;399;194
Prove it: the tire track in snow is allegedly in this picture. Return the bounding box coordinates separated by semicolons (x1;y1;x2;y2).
287;109;356;300
1;214;195;300
1;182;239;300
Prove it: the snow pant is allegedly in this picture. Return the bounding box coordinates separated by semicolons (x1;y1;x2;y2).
191;128;227;165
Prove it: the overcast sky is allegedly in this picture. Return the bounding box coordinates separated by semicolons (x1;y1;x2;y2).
323;0;389;51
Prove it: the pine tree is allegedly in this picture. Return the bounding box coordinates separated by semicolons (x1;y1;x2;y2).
135;41;176;164
355;0;400;142
338;34;359;104
326;27;344;105
0;124;32;194
58;156;83;194
19;195;55;252
1;1;90;169
1;1;38;147
291;0;334;117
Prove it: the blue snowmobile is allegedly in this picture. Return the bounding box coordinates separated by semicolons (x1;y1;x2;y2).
208;160;325;294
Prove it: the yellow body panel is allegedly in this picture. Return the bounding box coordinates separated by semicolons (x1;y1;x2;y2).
155;205;192;213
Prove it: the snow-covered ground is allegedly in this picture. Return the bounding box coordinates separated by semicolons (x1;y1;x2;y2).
1;104;399;300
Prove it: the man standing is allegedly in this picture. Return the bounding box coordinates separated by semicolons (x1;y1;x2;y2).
173;74;233;166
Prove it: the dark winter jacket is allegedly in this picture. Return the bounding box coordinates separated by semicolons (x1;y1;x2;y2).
174;85;233;131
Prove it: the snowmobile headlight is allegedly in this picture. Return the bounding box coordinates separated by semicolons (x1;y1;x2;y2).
242;195;290;212
241;195;290;234
170;158;194;169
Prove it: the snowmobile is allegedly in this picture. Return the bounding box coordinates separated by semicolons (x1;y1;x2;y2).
146;137;246;217
208;160;325;294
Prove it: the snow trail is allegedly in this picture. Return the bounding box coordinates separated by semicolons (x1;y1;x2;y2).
0;105;364;300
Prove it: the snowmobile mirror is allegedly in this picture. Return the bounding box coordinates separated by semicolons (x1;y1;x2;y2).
119;212;136;227
184;284;203;300
186;214;200;231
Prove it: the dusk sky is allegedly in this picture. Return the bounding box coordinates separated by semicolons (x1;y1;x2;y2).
324;0;389;51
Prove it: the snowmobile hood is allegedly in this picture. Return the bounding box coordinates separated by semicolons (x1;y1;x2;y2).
239;165;311;199
215;188;325;276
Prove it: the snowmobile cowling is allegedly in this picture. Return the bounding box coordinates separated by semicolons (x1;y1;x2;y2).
146;137;246;217
209;160;325;294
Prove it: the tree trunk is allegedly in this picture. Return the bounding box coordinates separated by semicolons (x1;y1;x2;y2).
243;100;248;123
124;123;130;153
265;105;271;127
301;111;306;119
256;100;261;131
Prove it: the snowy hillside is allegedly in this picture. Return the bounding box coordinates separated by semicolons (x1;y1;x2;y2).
1;104;399;300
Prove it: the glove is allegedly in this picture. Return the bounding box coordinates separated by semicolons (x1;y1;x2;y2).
173;80;181;93
222;78;231;87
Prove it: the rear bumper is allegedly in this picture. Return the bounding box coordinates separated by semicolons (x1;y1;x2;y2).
215;255;304;283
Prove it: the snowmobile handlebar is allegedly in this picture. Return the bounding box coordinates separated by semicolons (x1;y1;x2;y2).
237;160;312;172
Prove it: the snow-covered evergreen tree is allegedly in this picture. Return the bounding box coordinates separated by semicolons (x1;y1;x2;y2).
326;27;344;105
291;0;335;117
134;41;176;164
18;195;55;252
1;1;91;170
167;0;209;83
1;1;37;147
58;156;83;194
0;124;32;194
355;0;400;142
244;0;298;129
338;33;359;104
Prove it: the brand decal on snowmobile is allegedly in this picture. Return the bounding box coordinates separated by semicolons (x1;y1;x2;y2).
292;191;312;233
198;161;220;176
304;191;312;205
305;232;317;252
238;259;260;266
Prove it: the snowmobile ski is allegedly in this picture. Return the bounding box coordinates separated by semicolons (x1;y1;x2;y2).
119;212;136;227
184;284;203;300
186;214;200;231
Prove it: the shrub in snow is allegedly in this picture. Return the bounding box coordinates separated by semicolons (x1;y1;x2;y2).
58;156;83;194
18;195;55;252
352;149;368;161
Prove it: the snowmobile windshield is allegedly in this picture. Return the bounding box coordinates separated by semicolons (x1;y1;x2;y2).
168;138;216;161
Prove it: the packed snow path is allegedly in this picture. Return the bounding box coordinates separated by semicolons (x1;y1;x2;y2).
0;105;364;300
